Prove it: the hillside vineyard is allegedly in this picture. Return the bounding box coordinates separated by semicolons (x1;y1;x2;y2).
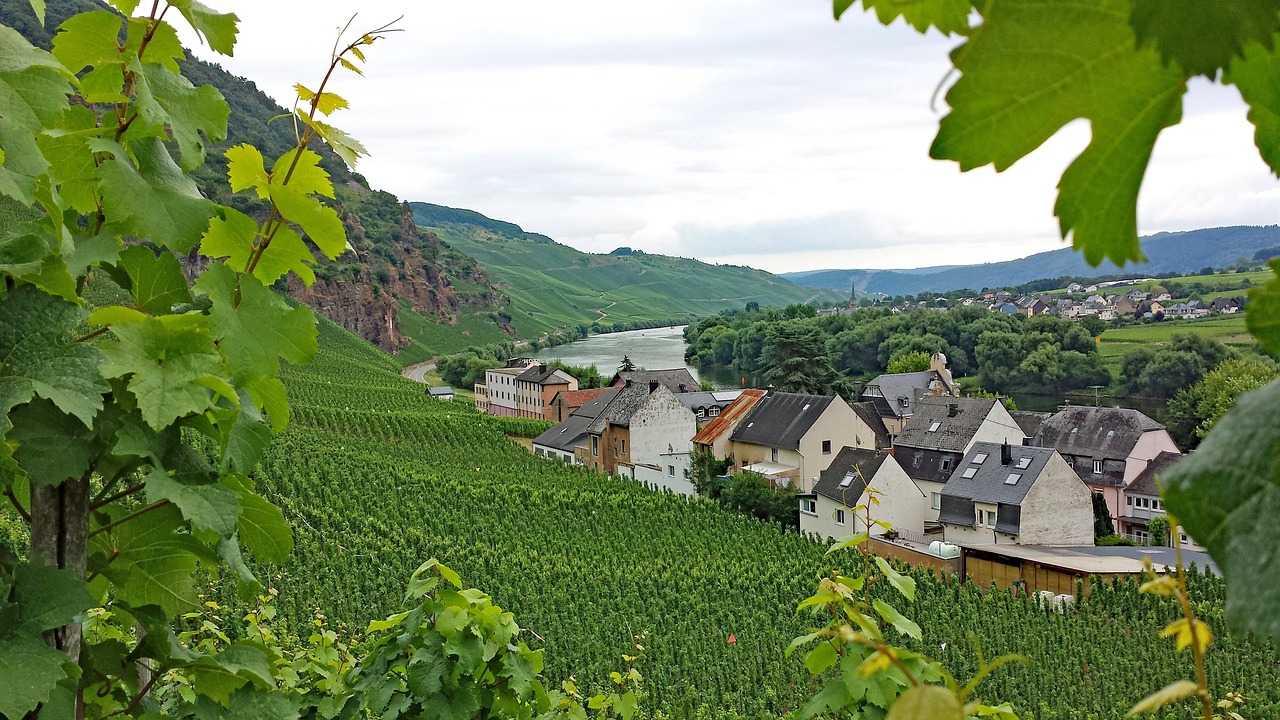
250;319;1280;719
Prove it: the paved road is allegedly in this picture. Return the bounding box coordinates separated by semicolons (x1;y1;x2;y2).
402;360;436;384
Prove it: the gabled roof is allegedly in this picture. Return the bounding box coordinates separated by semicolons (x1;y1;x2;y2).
862;371;943;418
532;414;594;453
894;396;1005;453
731;392;836;450
811;448;892;506
587;382;660;434
555;387;610;409
1010;411;1051;438
938;443;1061;533
1126;451;1183;497
570;387;621;419
1033;406;1164;460
851;401;891;449
610;369;698;394
427;386;454;396
515;364;574;386
675;390;739;412
692;389;766;445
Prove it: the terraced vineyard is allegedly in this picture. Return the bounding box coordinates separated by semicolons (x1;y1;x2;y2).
254;319;1280;718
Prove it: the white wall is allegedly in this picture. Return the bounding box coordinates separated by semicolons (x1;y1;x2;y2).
636;453;695;496
1016;454;1094;546
914;478;946;522
629;387;697;477
968;402;1028;451
797;399;876;482
801;458;925;541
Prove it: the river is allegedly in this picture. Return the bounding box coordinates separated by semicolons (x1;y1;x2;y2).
532;326;1167;418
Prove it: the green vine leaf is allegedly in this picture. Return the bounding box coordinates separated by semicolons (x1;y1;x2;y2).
872;598;922;640
136;62;230;172
1127;678;1201;715
112;245;195;315
98;314;227;430
89;503;206;616
50;10;121;74
13;563;95;635
98;137;215;254
1228;42;1280;179
1130;0;1280;78
0;285;106;428
1247;261;1280;352
227;475;293;564
9;399;94;486
886;684;964;720
0;636;71;719
931;0;1185;266
145;468;242;537
195;263;318;380
0;25;73;203
1162;378;1280;642
167;0;240;57
836;0;972;34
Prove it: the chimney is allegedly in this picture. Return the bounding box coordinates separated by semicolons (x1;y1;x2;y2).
948;403;958;417
649;381;660;393
625;379;633;387
1000;441;1012;465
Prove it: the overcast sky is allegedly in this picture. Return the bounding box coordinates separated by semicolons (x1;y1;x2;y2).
182;1;1280;274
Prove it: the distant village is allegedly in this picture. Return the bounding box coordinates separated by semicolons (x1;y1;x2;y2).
839;282;1244;321
464;353;1198;601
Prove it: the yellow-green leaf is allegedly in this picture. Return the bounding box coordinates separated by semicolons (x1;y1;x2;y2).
1160;618;1213;652
1127;679;1201;715
886;685;964;720
226;143;268;196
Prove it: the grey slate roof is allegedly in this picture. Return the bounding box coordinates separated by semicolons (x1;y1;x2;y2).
515;364;573;385
894;396;1004;453
1033;406;1164;460
811;448;891;506
569;387;621;419
730;392;835;450
532;414;593;453
426;386;454;397
937;442;1059;533
862;371;940;418
587;382;655;434
851;401;891;449
610;369;698;394
1010;411;1051;438
1126;451;1183;497
675;391;739;414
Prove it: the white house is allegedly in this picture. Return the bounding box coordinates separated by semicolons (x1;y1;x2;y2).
800;448;924;541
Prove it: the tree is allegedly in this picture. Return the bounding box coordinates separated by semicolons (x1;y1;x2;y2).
618;354;637;372
759;322;842;395
1166;357;1278;449
1093;492;1115;539
1147;514;1169;547
718;471;799;528
886;350;931;374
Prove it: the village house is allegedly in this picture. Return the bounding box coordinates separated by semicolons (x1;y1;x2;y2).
478;358;537;417
860;352;959;436
549;387;612;422
575;381;697;492
609;368;699;394
799;448;924;541
1031;406;1181;528
691;389;768;460
1119;451;1201;549
532;388;621;463
727;390;875;492
938;442;1094;546
513;364;578;420
675;389;743;424
891;396;1027;523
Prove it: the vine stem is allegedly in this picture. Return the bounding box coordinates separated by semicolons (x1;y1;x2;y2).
5;487;31;523
1169;517;1214;720
92;483;146;510
88;499;171;538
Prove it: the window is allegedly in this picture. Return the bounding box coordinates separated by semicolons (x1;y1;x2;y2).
835;509;846;525
986;510;997;527
771;448;779;462
931;493;941;510
961;467;978;479
668;465;675;476
940;458;953;472
972;452;988;465
1092;459;1104;474
709;407;719;417
838;472;854;488
1004;473;1022;485
591;436;599;456
801;499;817;515
1127;496;1133;506
822;440;832;454
1015;457;1031;469
927;421;941;432
620;439;626;455
1154;500;1161;510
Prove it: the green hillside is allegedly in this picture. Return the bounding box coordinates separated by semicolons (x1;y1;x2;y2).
411;202;847;338
245;321;1280;719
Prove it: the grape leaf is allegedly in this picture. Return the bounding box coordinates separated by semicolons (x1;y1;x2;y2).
226;144;268;196
295;111;367;168
0;285;107;428
13;563;96;635
272;147;334;199
195;264;318;380
836;0;972;35
27;0;47;25
98;137;215;254
35;105;100;214
200;206;259;271
227;475;292;564
98;314;226;430
216;535;262;599
145;468;241;537
9;400;94;486
113;245;194;315
50;10;122;74
221;399;272;474
219;686;298;720
1162;378;1280;642
90;503;204;616
885;685;963;720
0;25;73;203
1227;41;1280;177
930;0;1185;266
1130;0;1280;77
255;226;317;286
268;184;346;260
0;636;70;719
167;0;240;57
137;63;229;172
124;16;184;73
106;0;141;15
1247;261;1280;353
245;376;289;433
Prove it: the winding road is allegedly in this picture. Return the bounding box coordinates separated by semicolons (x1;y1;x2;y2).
401;360;436;384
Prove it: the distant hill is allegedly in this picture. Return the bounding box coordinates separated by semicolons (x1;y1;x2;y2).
411;202;847;338
782;226;1280;295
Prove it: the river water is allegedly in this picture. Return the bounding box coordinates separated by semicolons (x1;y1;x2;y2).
532;326;1167;418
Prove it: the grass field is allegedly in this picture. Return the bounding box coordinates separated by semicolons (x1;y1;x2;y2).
1041;270;1269;300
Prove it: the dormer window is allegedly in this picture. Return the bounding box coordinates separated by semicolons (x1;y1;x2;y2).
1092;459;1104;474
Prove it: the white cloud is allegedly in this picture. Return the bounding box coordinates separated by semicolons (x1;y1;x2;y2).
182;1;1280;274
